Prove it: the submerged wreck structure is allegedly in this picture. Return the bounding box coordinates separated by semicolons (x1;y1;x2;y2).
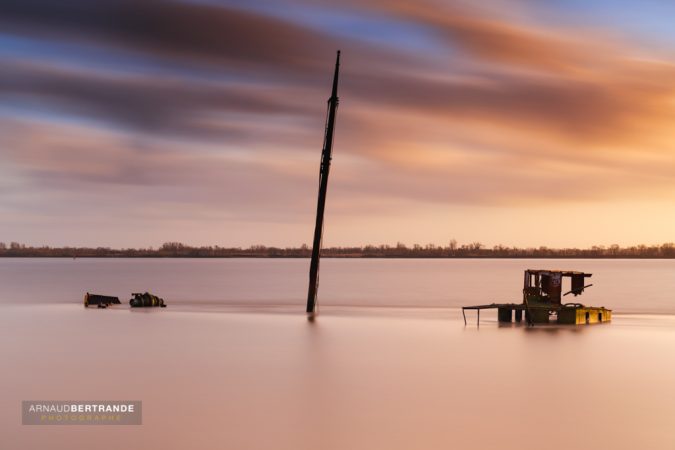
463;269;611;326
130;292;166;308
84;293;121;308
84;292;167;308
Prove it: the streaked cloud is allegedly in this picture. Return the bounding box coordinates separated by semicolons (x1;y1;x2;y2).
1;0;675;247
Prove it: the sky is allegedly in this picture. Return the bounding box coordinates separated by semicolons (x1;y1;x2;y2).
1;0;675;249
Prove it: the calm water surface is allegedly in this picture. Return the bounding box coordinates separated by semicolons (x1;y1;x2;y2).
1;258;675;449
2;257;675;311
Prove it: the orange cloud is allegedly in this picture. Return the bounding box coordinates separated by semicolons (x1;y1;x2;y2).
3;0;675;246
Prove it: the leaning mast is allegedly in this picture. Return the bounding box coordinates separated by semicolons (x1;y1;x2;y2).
306;50;341;315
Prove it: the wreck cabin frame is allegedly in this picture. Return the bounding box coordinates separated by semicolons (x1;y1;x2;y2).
462;269;611;325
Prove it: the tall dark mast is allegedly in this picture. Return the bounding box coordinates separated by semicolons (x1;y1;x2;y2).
306;50;341;315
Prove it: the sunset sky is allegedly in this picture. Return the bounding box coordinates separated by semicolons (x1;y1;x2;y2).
2;0;675;248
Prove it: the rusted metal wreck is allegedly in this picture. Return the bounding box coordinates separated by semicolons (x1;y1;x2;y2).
463;269;612;326
83;293;121;308
130;292;167;308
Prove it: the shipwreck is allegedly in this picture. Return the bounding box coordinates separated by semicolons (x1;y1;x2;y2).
462;269;612;326
130;292;167;308
83;293;121;308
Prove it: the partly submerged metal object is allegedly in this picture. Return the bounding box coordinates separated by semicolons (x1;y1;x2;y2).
84;293;121;308
462;269;611;326
130;292;166;308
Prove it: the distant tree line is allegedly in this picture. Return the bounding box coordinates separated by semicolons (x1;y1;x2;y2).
1;241;675;258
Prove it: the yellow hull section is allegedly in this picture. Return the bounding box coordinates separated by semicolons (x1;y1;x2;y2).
574;307;611;324
557;306;611;324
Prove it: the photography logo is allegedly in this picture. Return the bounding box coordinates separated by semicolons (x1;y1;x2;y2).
22;401;142;425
